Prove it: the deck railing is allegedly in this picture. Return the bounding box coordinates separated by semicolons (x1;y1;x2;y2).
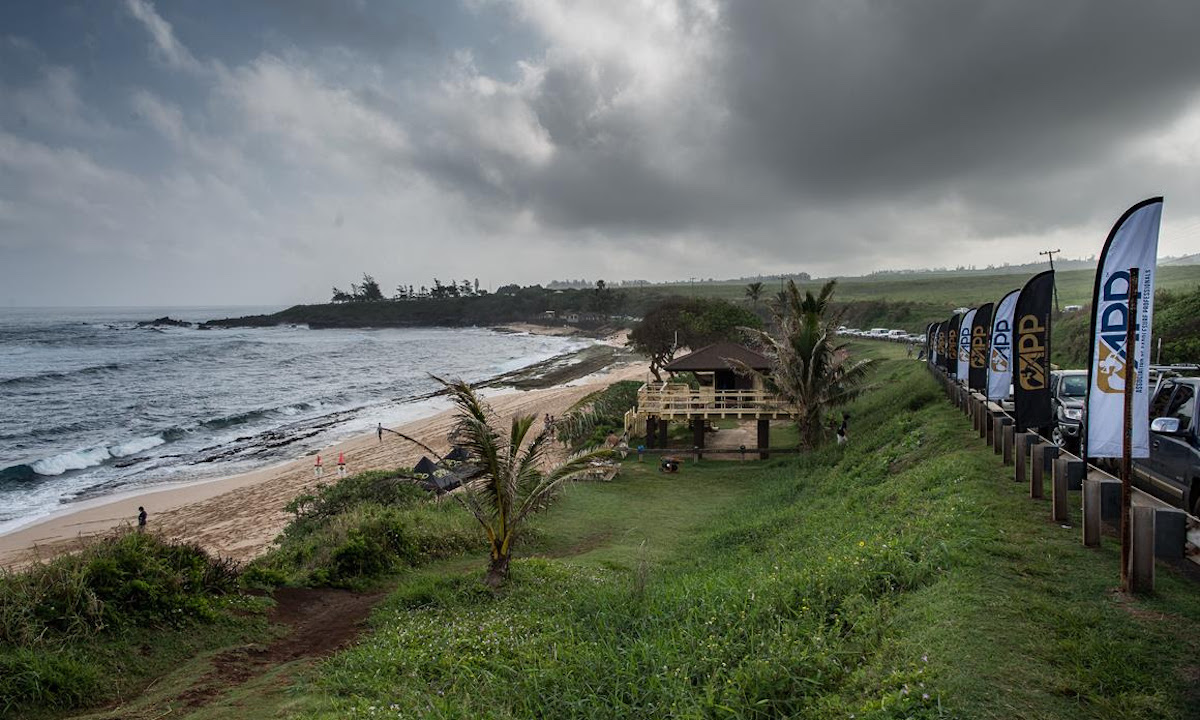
636;383;794;418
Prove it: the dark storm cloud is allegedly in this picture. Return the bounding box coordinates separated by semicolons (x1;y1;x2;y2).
396;0;1200;251
6;0;1200;307
719;1;1200;208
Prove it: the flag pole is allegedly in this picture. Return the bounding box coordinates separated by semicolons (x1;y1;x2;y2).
1120;267;1139;592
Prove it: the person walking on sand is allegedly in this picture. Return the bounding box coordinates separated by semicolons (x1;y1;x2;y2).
377;423;384;442
338;451;347;478
137;506;147;531
314;454;323;478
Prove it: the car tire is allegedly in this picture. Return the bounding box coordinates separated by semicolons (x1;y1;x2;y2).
1051;425;1067;448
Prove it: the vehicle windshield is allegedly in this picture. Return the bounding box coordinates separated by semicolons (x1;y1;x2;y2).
1060;375;1087;397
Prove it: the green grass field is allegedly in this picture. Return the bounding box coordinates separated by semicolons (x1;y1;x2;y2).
648;265;1200;308
279;357;1200;719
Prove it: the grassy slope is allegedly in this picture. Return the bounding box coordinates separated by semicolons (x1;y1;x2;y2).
279;356;1200;719
650;265;1200;309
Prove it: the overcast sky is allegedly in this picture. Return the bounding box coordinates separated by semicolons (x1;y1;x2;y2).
3;1;1200;307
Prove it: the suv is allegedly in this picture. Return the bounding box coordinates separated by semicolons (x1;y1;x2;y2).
1134;377;1200;516
1048;370;1087;452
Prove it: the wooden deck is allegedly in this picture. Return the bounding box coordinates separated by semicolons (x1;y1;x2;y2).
635;383;796;420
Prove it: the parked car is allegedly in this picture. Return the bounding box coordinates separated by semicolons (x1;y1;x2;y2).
1134;376;1200;515
1048;370;1087;452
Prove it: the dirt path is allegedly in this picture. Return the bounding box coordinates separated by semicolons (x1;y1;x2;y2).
175;587;387;710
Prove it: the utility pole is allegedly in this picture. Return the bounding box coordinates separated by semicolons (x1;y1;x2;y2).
1039;248;1061;313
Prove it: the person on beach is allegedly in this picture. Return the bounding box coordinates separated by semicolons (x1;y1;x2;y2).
314;454;323;478
137;506;147;531
338;451;347;478
377;423;384;442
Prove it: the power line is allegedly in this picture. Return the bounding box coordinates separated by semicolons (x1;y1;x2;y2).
1039;248;1061;313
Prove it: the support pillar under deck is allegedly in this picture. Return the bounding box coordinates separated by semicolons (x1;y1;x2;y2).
757;418;770;460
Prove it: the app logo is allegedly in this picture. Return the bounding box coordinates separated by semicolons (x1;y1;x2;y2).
1095;271;1138;394
1016;314;1047;391
990;319;1011;373
970;325;988;368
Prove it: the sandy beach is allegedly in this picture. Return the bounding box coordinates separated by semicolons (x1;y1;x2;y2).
0;337;644;570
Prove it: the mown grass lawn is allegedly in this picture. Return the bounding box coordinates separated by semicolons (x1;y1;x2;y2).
284;357;1200;719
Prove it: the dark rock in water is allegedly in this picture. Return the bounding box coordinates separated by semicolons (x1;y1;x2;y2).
113;456;150;468
137;316;194;329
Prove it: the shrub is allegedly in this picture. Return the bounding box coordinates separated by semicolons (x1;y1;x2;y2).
0;532;246;715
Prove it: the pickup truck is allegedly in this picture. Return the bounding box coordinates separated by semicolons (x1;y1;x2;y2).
1048;370;1087;453
1134;376;1200;516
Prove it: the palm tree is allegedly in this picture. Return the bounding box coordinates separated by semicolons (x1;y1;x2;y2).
397;377;612;587
742;279;874;449
745;281;764;309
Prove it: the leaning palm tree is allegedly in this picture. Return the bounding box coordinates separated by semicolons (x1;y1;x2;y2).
741;279;874;449
396;377;612;587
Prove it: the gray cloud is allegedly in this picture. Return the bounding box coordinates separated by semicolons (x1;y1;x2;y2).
5;0;1200;306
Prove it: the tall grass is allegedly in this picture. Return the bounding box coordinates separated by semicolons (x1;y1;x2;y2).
0;531;253;716
245;470;484;589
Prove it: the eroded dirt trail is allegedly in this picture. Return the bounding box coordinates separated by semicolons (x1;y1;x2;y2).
175;587;386;709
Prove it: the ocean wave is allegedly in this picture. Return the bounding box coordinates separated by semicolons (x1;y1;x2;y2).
199;409;271;431
0;362;124;388
109;434;166;457
30;446;112;476
17;433;168;478
0;463;38;485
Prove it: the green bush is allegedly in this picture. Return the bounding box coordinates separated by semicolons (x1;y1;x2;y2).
0;532;238;648
0;532;248;715
250;471;484;588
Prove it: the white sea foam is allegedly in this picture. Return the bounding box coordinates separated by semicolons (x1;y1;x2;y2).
109;435;166;457
30;446;111;476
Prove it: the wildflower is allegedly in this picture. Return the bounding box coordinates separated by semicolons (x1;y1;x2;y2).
921;654;928;663
858;540;865;547
922;693;930;700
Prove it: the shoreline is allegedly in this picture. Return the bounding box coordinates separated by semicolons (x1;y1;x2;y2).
0;333;643;570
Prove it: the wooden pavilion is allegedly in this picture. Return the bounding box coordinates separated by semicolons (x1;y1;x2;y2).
631;342;795;459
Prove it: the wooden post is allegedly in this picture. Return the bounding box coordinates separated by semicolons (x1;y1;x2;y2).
1130;505;1155;594
986;410;996;447
1015;432;1029;483
757;418;770;460
658;418;669;449
1052;457;1069;522
692;418;705;453
1002;423;1015;464
646;416;658;449
1083;478;1101;547
1030;440;1046;499
1032;443;1059;499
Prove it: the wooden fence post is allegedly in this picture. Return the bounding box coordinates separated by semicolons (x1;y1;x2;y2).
1130;506;1155;594
1015;432;1030;483
1052;457;1069;522
1083;478;1101;547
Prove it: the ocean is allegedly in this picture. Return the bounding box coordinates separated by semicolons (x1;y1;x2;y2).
0;307;592;534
